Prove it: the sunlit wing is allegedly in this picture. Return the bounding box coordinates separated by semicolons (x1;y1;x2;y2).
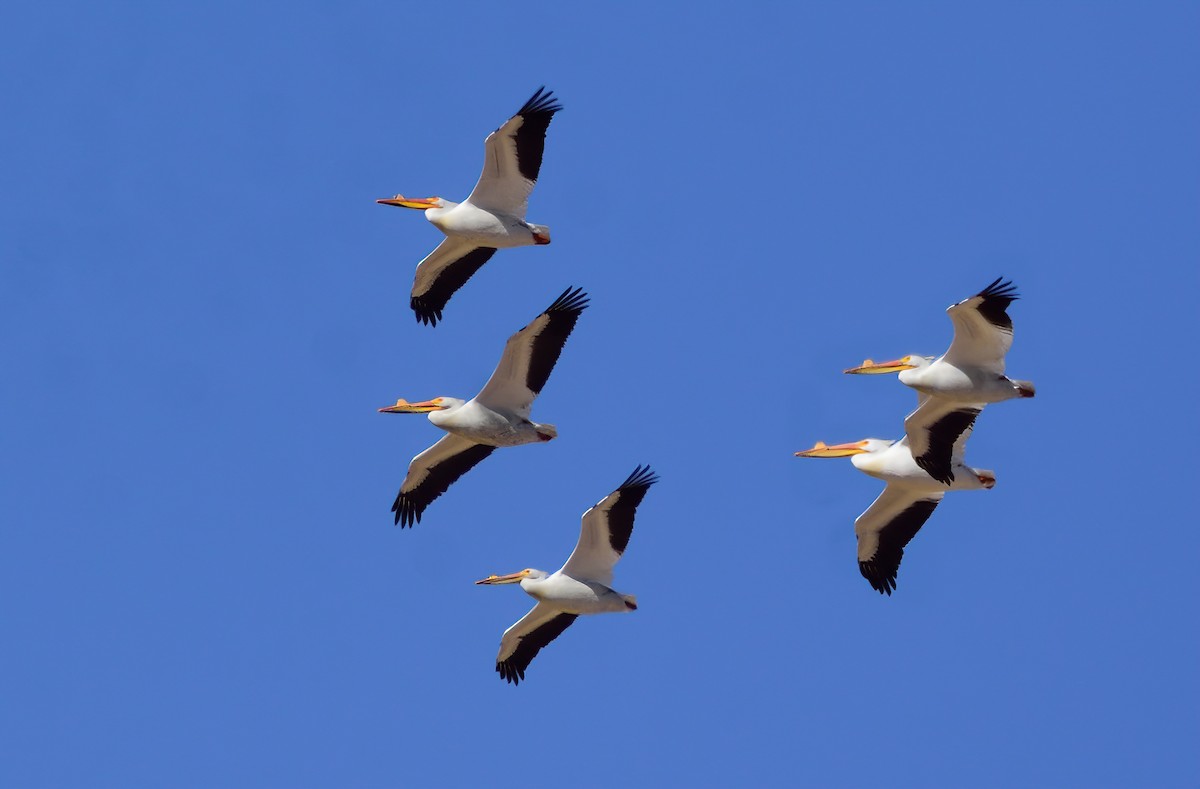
474;287;589;415
391;434;495;527
409;238;497;327
560;465;659;587
943;277;1019;373
904;395;985;485
465;87;562;216
855;485;945;596
495;602;578;685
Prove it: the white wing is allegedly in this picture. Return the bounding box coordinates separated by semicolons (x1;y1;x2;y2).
855;485;945;596
409;238;497;326
943;278;1020;373
465;87;562;216
904;396;986;485
474;287;589;415
391;434;495;527
494;602;578;685
560;466;658;587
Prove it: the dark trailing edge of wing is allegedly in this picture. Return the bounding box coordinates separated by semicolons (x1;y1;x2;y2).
972;277;1019;332
391;443;496;527
497;613;578;685
410;247;498;327
604;465;659;556
524;286;590;395
859;498;941;596
914;407;981;485
509;86;562;183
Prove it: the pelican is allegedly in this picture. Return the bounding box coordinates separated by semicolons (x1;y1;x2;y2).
795;420;995;595
379;287;588;527
476;465;658;685
377;87;563;326
845;278;1036;403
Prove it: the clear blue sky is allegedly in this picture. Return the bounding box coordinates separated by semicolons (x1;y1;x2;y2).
2;3;1197;787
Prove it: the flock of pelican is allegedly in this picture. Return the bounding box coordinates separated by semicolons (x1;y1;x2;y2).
797;278;1035;595
377;88;658;684
376;87;1034;683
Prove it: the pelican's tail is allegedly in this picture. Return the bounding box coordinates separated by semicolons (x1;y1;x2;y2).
622;594;638;611
534;423;558;441
530;224;551;245
1014;379;1036;398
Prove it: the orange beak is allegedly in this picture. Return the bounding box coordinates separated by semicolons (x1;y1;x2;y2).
378;398;446;414
844;358;917;374
794;440;870;458
475;570;529;585
376;195;440;209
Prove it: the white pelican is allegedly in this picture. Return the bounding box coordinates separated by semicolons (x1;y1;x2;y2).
476;465;658;685
377;87;563;326
844;278;1036;403
379;286;588;527
795;424;995;595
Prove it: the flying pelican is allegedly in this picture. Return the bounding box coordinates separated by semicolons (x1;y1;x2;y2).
844;278;1036;403
795;418;995;595
377;87;563;326
476;465;658;685
379;286;588;527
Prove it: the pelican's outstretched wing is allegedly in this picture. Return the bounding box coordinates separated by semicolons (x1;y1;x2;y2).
904;396;985;485
391;434;494;527
560;465;659;587
409;238;497;327
494;602;578;685
856;485;944;595
943;277;1019;373
466;87;562;217
474;287;589;416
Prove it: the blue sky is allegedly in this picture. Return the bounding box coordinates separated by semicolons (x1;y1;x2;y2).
2;3;1197;787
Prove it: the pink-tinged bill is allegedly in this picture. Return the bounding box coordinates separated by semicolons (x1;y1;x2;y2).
378;397;446;414
475;570;529;586
843;358;917;374
794;440;871;458
376;195;439;209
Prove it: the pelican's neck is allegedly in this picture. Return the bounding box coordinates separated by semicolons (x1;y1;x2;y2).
850;452;876;474
427;401;465;429
425;201;458;225
519;572;550;599
850;446;896;477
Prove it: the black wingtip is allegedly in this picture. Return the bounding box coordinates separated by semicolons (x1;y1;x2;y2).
518;86;563;118
914;454;956;486
619;464;660;491
860;561;897;596
497;661;524;686
410;296;442;327
391;493;422;529
544;286;590;315
978;276;1020;302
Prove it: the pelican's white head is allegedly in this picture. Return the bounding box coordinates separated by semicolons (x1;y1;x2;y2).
794;438;894;458
377;397;466;429
796;438;896;475
844;355;934;375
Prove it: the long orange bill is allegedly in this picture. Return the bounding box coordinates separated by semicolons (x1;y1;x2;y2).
475;571;526;586
378;398;443;414
376;195;439;209
794;440;869;458
844;358;915;374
